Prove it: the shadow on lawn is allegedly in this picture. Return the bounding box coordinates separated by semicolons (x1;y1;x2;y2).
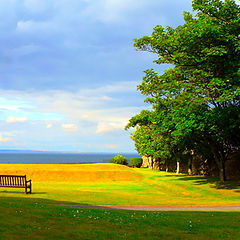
168;175;240;190
0;190;46;195
0;195;81;207
155;173;240;190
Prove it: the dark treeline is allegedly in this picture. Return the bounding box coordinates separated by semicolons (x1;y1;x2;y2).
126;0;240;181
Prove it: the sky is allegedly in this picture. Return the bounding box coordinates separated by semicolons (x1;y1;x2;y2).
0;0;194;153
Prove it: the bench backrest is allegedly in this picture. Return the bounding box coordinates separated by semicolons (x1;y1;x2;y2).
0;175;27;186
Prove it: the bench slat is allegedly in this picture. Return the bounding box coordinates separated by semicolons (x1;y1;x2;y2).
0;175;31;194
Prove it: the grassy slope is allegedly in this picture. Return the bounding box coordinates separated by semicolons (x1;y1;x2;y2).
0;163;240;239
0;163;239;206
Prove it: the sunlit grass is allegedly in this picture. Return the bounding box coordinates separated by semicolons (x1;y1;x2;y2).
0;163;239;206
0;163;239;239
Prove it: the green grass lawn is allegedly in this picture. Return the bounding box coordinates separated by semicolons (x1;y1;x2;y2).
0;196;239;240
0;163;239;239
0;164;239;206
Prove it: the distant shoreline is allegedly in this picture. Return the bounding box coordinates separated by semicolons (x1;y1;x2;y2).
0;150;138;154
0;152;139;164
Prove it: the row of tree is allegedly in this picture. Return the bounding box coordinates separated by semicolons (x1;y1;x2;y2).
126;0;240;181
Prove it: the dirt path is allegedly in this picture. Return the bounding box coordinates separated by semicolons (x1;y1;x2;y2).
65;205;240;211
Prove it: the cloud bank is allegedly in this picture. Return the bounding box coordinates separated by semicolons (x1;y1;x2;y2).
0;0;195;152
6;116;28;123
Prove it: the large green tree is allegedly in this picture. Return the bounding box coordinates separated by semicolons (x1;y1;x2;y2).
127;0;240;181
127;110;174;169
126;97;208;174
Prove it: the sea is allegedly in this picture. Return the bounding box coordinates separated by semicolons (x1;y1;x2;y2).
0;152;139;164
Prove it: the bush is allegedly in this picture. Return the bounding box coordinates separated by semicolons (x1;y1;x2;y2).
109;155;128;165
130;157;143;168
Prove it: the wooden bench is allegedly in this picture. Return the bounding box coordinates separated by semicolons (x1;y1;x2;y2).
0;175;32;194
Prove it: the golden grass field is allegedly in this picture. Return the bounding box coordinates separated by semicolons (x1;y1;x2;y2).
0;163;239;206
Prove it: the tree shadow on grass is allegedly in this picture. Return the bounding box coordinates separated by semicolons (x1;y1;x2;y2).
0;196;117;212
0;195;81;207
173;175;240;190
155;173;240;191
0;190;46;194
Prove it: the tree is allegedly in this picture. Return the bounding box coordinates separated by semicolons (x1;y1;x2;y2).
127;0;240;181
109;155;128;165
130;157;143;168
126;99;207;174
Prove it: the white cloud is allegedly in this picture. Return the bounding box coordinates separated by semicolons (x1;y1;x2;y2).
0;82;145;142
0;84;145;133
0;83;143;151
3;132;17;137
83;0;147;23
16;20;53;33
0;105;24;111
16;20;35;31
24;0;52;13
6;116;28;123
0;134;12;142
106;144;118;149
9;44;43;57
96;121;127;134
82;81;138;95
61;123;78;132
46;122;53;129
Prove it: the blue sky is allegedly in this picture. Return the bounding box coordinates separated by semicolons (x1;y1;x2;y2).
0;0;193;152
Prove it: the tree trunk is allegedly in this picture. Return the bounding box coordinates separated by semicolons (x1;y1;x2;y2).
142;155;149;167
219;159;226;182
153;158;160;170
176;161;180;174
211;145;227;182
148;156;153;169
188;158;192;175
192;156;198;175
165;160;169;172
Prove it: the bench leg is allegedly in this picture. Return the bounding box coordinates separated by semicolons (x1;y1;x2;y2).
26;184;31;194
25;180;32;194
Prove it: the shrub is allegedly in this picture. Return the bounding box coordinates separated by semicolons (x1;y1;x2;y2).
130;157;143;168
109;155;128;165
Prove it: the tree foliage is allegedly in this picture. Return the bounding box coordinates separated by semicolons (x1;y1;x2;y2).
109;155;128;166
126;0;240;181
130;157;143;168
